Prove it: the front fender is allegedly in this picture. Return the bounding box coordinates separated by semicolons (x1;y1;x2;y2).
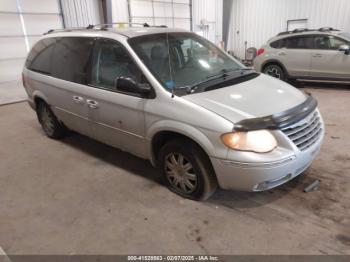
146;120;222;165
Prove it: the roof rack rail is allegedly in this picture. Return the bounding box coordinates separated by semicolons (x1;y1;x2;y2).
44;27;88;35
44;22;167;35
318;27;339;32
277;27;340;36
277;28;311;36
86;22;167;30
292;28;310;33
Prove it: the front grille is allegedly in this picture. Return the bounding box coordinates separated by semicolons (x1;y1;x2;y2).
281;111;322;151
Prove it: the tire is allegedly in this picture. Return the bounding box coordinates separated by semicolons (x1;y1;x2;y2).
158;139;218;200
36;101;66;139
263;64;285;81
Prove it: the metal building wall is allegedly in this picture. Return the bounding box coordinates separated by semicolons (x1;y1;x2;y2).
192;0;223;44
111;0;223;44
60;0;102;27
229;0;350;59
0;0;63;83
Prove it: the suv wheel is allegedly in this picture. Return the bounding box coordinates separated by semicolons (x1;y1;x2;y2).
263;64;285;80
37;101;66;139
159;139;217;200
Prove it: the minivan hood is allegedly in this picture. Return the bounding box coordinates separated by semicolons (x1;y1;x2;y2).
183;74;307;123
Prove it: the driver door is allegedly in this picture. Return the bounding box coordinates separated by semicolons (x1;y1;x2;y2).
86;38;149;158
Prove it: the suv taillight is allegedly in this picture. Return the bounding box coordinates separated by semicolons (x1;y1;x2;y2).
257;48;265;56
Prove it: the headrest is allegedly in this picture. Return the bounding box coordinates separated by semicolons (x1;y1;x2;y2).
151;45;167;60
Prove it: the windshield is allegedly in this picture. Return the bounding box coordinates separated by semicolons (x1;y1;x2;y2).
339;32;350;40
128;32;244;95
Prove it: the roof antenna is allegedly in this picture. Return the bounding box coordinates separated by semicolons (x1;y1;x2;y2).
165;32;175;98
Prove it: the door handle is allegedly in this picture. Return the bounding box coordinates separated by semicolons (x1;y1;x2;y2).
73;96;84;104
313;54;322;58
86;99;99;109
278;51;286;56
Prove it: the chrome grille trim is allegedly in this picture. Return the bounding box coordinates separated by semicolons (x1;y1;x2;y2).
281;111;322;151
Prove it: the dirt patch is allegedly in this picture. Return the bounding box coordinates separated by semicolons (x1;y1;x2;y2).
336;234;350;246
333;154;350;162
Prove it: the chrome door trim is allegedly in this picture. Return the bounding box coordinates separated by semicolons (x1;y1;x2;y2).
56;106;89;121
94;121;145;139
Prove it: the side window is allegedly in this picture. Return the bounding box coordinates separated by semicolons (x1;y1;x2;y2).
314;36;331;49
328;36;348;50
26;38;56;74
91;39;144;91
286;37;313;49
270;39;284;49
52;37;94;84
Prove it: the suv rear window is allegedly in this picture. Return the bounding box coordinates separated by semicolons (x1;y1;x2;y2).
270;39;285;49
286;36;314;49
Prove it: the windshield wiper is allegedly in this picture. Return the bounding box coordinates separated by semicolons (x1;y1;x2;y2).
186;67;252;94
206;68;239;80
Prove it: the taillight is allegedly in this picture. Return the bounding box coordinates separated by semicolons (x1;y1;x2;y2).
257;48;265;56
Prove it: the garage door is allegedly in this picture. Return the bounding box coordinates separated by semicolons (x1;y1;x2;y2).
0;0;63;83
129;0;191;30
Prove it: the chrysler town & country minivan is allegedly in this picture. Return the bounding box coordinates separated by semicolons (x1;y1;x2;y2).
22;25;325;200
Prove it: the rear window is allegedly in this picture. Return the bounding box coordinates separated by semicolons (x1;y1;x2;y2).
51;37;94;84
26;37;94;85
25;38;56;74
286;36;314;49
270;39;285;49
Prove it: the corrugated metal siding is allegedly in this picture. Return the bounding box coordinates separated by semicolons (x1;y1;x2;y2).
61;0;102;27
0;0;63;82
229;0;350;58
111;0;129;23
192;0;223;44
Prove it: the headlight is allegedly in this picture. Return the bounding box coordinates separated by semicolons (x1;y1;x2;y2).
221;130;277;153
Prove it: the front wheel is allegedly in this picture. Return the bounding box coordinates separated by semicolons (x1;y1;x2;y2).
263;64;285;81
158;139;217;200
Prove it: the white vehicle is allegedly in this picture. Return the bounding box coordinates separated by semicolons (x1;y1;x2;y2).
22;24;325;200
254;27;350;83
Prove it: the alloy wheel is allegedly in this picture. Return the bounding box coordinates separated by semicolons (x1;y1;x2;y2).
266;67;281;79
164;153;198;194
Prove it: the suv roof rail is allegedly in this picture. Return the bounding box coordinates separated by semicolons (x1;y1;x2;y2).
86;22;167;30
318;27;340;32
292;28;310;33
277;27;340;36
277;28;311;36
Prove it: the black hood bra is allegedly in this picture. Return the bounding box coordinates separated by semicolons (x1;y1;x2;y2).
234;95;318;131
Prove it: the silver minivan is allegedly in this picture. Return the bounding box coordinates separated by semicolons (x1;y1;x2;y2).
23;25;325;200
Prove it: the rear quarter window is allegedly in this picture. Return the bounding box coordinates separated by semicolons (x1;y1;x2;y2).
51;37;94;85
270;39;284;48
25;38;56;74
285;36;314;49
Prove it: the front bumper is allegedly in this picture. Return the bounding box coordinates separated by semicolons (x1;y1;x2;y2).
210;132;323;191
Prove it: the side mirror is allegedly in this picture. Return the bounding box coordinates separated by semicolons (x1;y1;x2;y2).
339;44;350;55
116;76;152;96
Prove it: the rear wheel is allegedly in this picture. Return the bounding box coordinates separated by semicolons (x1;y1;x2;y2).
159;139;217;200
36;101;66;139
263;64;285;81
